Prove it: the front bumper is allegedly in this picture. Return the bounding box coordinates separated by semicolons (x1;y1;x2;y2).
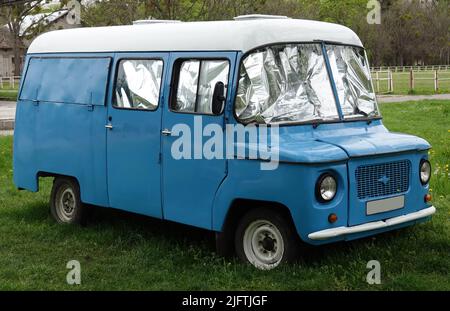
308;206;436;241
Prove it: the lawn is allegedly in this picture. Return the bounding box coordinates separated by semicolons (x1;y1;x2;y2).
372;70;450;95
0;100;448;290
0;89;18;101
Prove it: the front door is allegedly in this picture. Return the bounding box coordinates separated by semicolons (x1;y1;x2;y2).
161;52;236;229
106;53;168;217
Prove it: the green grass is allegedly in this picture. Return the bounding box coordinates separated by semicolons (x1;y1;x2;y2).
0;100;449;290
0;89;18;101
372;70;450;95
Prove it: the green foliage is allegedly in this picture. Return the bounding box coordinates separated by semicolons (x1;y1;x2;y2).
79;0;449;67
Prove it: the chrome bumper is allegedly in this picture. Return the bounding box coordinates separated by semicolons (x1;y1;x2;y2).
308;206;436;241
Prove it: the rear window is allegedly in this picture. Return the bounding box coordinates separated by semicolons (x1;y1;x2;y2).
114;59;163;110
20;57;111;106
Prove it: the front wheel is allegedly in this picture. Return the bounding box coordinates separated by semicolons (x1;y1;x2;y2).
50;177;86;225
235;208;300;270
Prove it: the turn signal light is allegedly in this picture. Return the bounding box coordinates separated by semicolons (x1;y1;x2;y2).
424;194;432;203
328;213;338;223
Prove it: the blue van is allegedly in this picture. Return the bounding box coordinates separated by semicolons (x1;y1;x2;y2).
14;16;435;269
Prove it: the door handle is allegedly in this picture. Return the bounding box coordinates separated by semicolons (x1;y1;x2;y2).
161;129;172;136
105;124;113;130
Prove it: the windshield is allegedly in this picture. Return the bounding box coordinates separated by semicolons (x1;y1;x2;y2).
235;43;379;124
326;45;379;118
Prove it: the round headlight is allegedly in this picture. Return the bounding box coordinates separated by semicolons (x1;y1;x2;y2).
316;174;337;202
420;160;431;185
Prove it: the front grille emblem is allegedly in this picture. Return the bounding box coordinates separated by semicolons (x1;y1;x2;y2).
377;175;390;186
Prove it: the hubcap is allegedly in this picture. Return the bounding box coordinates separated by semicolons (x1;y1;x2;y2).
56;186;76;222
243;220;284;270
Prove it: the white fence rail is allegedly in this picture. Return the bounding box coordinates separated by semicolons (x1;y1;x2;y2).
0;76;21;89
371;69;450;93
371;65;450;72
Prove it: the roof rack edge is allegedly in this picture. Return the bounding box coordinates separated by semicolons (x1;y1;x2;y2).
233;14;291;21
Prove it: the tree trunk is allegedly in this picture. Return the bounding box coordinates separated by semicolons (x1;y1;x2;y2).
13;37;22;76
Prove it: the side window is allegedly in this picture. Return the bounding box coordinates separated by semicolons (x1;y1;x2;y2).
172;59;229;114
114;59;163;110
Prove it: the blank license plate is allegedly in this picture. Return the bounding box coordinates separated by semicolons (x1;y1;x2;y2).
366;196;405;215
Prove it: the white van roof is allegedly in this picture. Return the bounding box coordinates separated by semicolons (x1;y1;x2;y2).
27;18;363;54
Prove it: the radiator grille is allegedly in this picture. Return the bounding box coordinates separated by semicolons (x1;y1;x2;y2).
356;160;410;200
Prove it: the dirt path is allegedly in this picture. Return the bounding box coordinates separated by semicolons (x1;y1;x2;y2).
377;94;450;103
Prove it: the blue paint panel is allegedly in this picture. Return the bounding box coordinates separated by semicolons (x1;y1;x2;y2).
13;99;39;191
20;57;111;106
162;51;237;230
14;53;112;207
212;159;350;244
106;52;168;218
14;100;109;206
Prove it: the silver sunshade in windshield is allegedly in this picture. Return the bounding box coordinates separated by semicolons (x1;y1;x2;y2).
235;44;339;124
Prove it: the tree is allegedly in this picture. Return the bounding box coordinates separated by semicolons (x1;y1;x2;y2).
81;0;267;25
0;0;70;75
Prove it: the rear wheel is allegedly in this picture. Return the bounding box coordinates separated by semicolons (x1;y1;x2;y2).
50;177;86;225
235;208;299;270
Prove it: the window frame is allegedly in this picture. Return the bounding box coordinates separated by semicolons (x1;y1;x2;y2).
19;55;112;106
232;41;383;127
169;57;231;116
112;57;165;112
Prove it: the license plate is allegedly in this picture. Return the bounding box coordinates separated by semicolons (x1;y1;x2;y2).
366;195;405;215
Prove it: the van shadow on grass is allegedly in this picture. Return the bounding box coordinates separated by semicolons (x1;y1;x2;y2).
86;204;217;250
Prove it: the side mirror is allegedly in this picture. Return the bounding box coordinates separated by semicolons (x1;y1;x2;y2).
212;82;226;115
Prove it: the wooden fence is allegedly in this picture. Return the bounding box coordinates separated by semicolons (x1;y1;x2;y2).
371;69;450;94
0;76;21;89
371;65;450;72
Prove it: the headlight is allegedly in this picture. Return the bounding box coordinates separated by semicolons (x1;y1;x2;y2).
420;160;431;185
316;174;337;202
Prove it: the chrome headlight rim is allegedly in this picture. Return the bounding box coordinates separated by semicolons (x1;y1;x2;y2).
316;173;337;203
420;159;431;185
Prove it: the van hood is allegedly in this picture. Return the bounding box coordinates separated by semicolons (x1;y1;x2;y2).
242;127;430;164
315;132;431;157
274;131;431;164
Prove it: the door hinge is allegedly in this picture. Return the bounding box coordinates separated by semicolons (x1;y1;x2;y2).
158;152;162;164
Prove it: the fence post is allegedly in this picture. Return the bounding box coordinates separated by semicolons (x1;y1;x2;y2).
390;70;394;93
376;71;380;92
435;70;438;92
409;70;414;91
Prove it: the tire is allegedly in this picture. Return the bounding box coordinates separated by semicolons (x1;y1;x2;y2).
50;177;86;225
235;208;300;270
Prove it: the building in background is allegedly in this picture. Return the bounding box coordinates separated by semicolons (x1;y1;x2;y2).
0;9;79;77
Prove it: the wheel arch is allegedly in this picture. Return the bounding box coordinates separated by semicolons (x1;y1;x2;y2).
37;171;81;192
215;198;296;257
222;199;294;232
